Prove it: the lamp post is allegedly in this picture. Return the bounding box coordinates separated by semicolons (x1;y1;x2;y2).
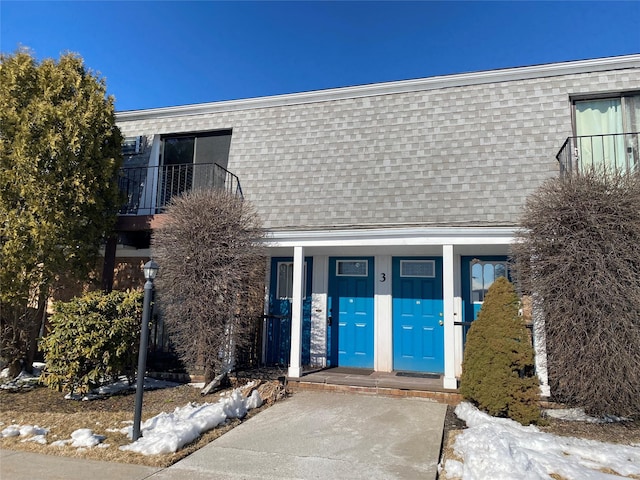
132;259;159;441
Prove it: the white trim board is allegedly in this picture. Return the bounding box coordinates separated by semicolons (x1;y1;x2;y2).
263;226;516;248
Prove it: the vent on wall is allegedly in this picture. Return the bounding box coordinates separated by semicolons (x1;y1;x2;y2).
122;136;144;155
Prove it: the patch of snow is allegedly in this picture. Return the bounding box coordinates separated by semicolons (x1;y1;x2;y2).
64;376;181;401
1;424;48;439
1;425;21;437
442;402;640;480
50;429;106;448
0;369;41;391
245;389;262;410
70;429;106;448
544;407;629;423
0;368;9;379
120;387;262;455
21;434;47;445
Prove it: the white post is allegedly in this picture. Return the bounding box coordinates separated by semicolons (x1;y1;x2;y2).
310;256;328;368
442;245;458;389
532;293;551;397
261;258;271;365
288;246;305;378
375;255;393;372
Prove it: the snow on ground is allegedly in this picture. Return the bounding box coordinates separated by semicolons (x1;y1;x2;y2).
50;429;107;448
1;377;263;456
64;376;181;401
544;407;628;424
440;402;640;480
120;388;262;455
0;362;45;390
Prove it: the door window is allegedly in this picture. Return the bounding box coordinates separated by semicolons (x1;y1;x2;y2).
336;260;368;277
471;261;507;304
276;262;307;299
400;260;435;278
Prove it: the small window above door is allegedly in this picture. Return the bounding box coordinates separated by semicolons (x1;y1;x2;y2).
400;260;435;278
336;260;368;277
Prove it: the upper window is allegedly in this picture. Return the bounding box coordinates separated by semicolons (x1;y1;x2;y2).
574;94;639;172
158;130;232;207
161;130;232;169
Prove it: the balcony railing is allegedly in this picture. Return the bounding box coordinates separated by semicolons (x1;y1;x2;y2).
118;162;243;215
556;132;639;176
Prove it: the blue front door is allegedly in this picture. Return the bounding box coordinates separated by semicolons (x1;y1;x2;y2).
265;257;312;366
392;257;444;373
328;257;374;368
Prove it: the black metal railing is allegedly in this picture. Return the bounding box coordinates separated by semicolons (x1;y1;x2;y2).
118;162;243;215
556;132;639;176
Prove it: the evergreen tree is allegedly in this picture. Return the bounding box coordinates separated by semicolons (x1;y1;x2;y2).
0;49;122;373
460;277;541;425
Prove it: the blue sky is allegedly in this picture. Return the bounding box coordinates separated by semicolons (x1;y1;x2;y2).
2;1;639;111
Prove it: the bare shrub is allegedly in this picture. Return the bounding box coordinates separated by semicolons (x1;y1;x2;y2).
151;190;266;383
512;170;640;417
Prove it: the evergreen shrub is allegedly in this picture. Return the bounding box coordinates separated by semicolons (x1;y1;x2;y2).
459;277;541;425
40;290;143;394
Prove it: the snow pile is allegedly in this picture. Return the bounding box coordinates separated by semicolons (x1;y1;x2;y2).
1;424;48;439
120;388;262;455
441;402;640;480
51;429;106;448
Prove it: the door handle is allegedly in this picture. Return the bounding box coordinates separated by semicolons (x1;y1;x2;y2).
439;320;444;326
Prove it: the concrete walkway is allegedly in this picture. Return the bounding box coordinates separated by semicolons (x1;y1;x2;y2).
1;391;447;480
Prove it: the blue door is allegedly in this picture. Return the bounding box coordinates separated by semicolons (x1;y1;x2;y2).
460;256;509;343
265;257;312;366
328;257;374;368
392;257;444;373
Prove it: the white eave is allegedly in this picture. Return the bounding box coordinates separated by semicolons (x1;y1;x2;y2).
117;54;640;122
263;226;517;248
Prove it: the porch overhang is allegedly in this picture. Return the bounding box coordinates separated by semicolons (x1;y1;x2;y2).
263;226;516;248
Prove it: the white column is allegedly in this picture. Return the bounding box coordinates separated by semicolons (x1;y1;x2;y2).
261;258;271;365
375;255;393;372
452;254;463;377
310;256;328;367
442;244;457;389
532;293;551;397
288;246;305;378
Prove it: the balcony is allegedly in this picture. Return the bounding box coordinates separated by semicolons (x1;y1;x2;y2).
118;162;243;215
556;132;639;176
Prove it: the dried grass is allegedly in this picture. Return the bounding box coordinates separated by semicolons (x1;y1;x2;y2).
0;379;285;467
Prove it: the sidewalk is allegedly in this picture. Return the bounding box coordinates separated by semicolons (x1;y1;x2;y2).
1;390;447;480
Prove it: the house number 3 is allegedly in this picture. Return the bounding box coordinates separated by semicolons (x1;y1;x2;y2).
380;273;386;282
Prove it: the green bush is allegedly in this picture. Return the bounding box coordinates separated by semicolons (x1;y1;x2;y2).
40;290;143;394
460;277;541;425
